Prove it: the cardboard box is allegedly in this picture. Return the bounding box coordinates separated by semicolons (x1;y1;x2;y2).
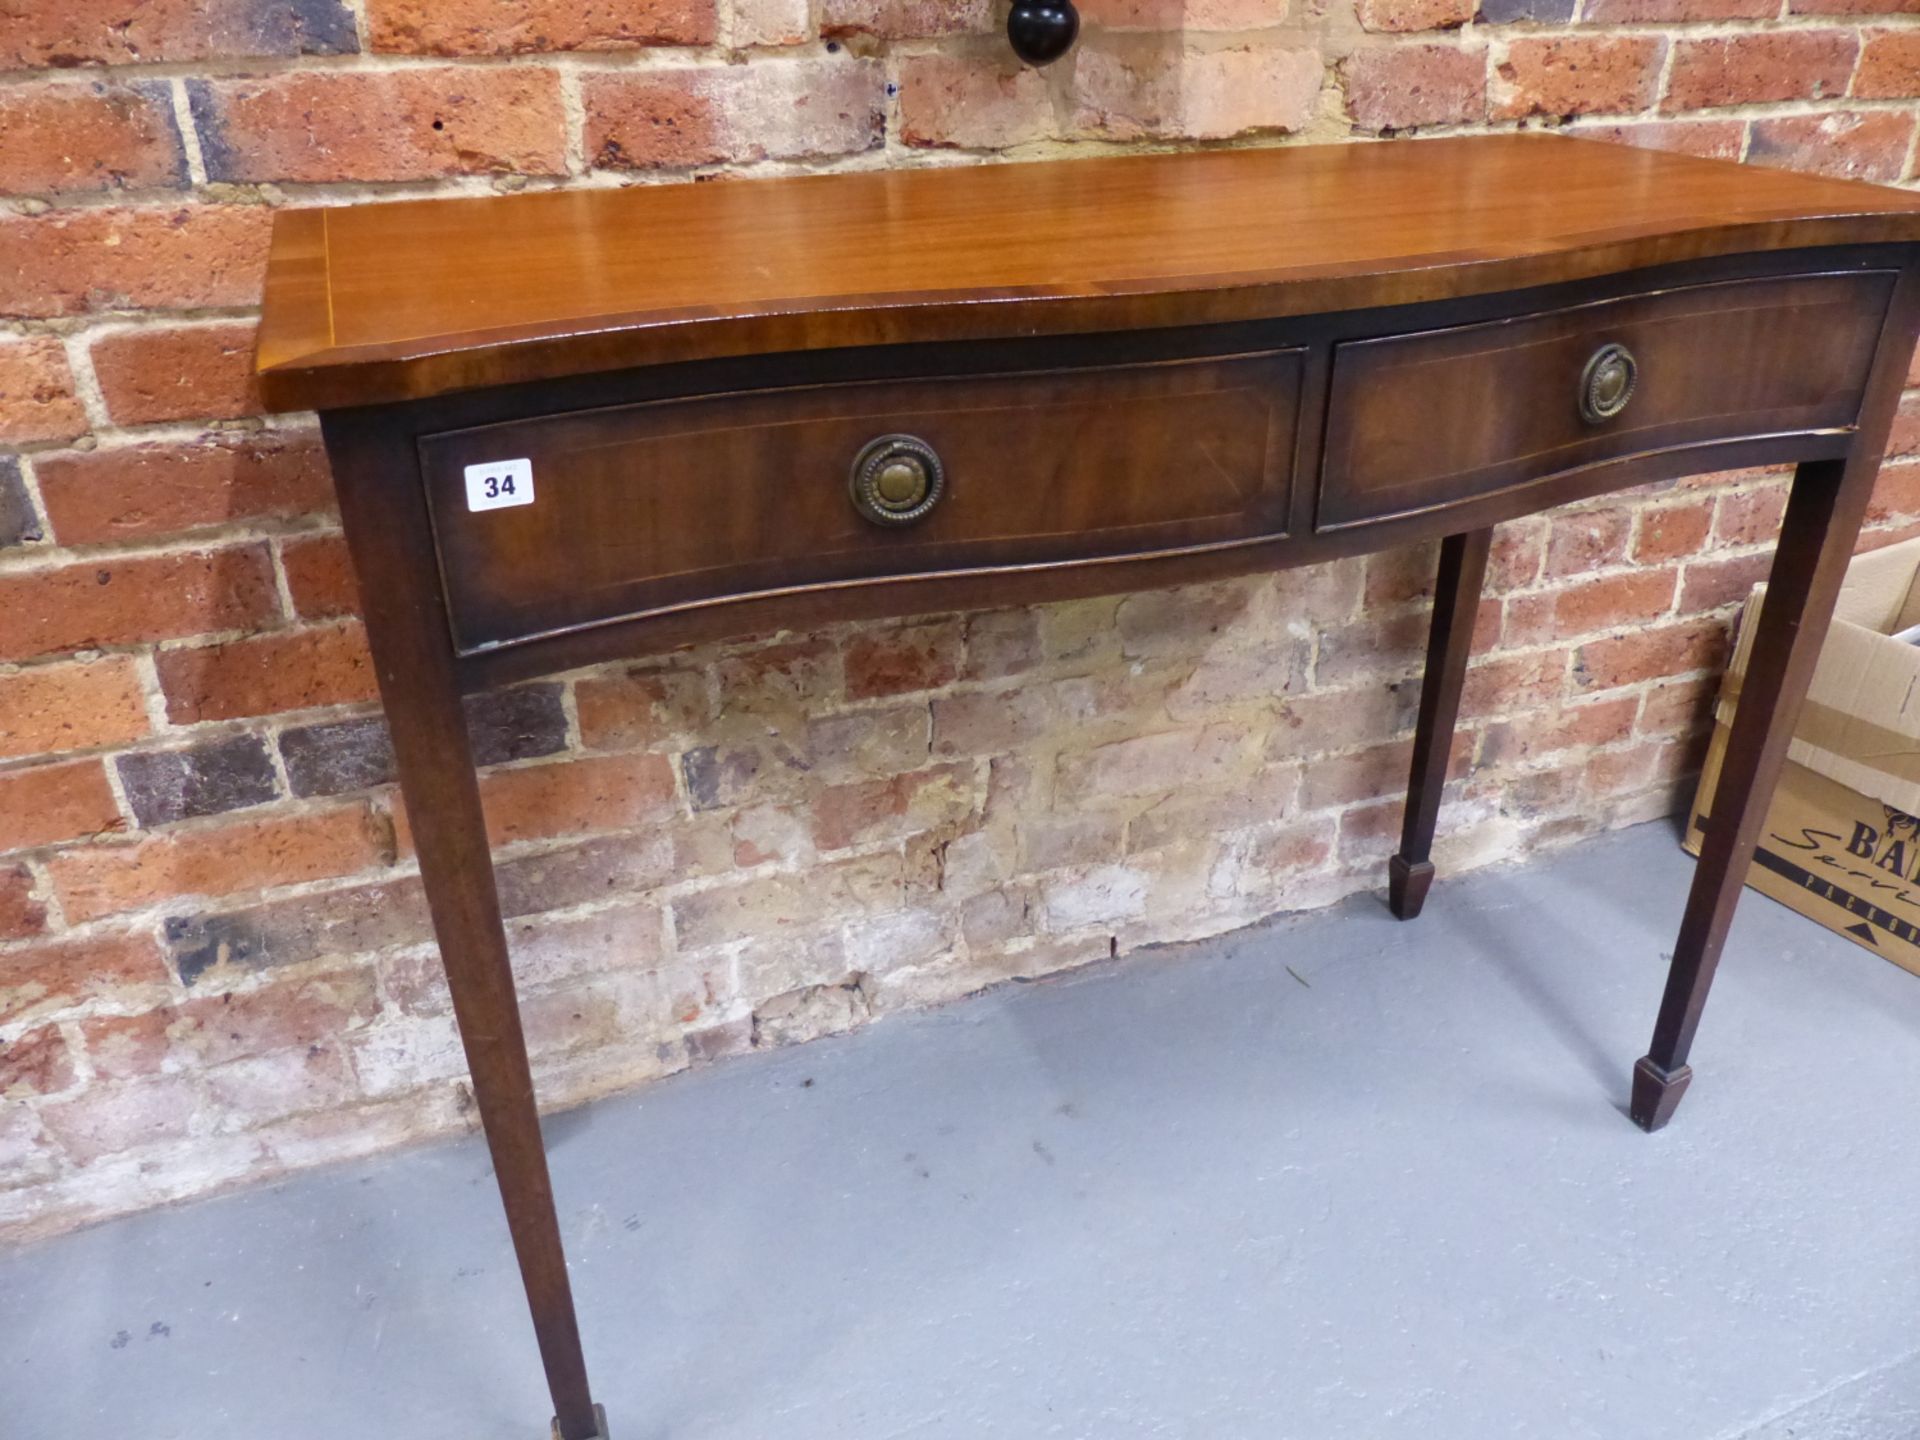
1686;534;1920;977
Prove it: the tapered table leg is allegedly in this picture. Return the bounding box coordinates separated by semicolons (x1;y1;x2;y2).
1389;528;1493;920
1633;461;1869;1131
1632;262;1920;1131
321;412;606;1440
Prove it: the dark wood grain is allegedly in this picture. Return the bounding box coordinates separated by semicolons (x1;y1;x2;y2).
1632;262;1920;1131
256;135;1920;411
319;409;603;1439
1389;528;1492;921
252;137;1920;1438
423;348;1300;655
1321;270;1893;530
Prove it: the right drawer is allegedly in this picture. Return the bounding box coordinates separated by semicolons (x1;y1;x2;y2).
1318;270;1896;531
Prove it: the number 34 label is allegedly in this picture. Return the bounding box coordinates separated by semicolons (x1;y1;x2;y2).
464;459;535;513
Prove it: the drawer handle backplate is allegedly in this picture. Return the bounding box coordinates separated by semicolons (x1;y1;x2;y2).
850;434;945;526
1580;343;1638;425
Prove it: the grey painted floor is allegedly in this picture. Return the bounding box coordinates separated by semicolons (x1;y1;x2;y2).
7;820;1920;1440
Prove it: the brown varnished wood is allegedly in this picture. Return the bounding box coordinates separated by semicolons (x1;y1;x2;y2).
318;410;602;1439
459;425;1850;693
256;135;1920;411
255;137;1920;1437
1633;262;1920;1131
1389;528;1493;922
1320;270;1894;530
422;348;1300;655
360;246;1884;685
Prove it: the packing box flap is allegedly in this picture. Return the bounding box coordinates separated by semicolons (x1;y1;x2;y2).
1721;534;1920;817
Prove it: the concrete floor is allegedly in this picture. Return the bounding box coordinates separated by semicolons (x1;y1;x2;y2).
7;820;1920;1440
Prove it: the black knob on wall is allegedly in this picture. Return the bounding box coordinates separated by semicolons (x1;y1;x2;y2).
1007;0;1079;65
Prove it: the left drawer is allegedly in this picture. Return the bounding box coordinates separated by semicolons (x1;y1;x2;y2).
421;350;1303;655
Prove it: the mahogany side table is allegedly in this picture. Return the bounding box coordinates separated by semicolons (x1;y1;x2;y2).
255;135;1920;1439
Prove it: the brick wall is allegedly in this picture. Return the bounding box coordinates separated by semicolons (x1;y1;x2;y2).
5;0;1920;1241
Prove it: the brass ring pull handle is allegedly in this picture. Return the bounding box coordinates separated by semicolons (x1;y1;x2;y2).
1580;342;1637;424
850;434;945;526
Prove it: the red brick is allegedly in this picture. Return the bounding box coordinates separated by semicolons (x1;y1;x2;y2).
1573;120;1746;162
1358;0;1473;30
50;803;390;924
0;1026;75;1098
1633;500;1715;563
0;863;47;941
367;0;713;51
439;753;678;848
1495;37;1665;120
0;81;185;195
36;435;330;545
1070;39;1323;142
0;760;123;854
845;620;963;699
0;337;88;446
576;666;712;750
1336;796;1403;861
961;611;1042;682
1573;618;1727;692
1363;544;1436;607
1487;520;1548;593
0;206;274;321
91;323;262;426
0;936;169;1029
1344;44;1487;132
0;658;151;761
1678;550;1771;612
898;55;1055;149
1749;112;1916;184
585;60;884;170
822;0;992;36
1713;484;1789;546
1;0;357;67
1890;392;1920;457
1664;32;1857;112
810;764;974;851
1639;676;1715;738
1856;31;1920;99
1790;0;1920;12
1584;0;1770;16
156;622;377;724
1503;569;1676;645
1479;696;1638;769
1462;649;1568;719
82;969;377;1080
1871;459;1920;525
1545;508;1632;577
1078;0;1288;22
281;534;361;620
190;69;568;184
0;545;278;662
1582;741;1663;798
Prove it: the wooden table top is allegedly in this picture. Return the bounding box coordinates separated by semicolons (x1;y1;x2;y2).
257;134;1920;411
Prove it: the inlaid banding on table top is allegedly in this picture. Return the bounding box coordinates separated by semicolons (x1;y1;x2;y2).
258;134;1920;1440
257;135;1920;410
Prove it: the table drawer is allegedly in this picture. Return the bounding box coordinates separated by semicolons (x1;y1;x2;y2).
422;350;1302;654
1318;270;1896;531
